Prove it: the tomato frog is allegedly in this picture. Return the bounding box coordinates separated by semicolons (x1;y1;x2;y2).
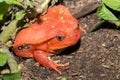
13;5;83;74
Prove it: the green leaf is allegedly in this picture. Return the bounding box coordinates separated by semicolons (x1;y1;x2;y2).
97;4;118;20
102;0;120;11
61;77;67;80
115;21;120;28
91;20;107;32
110;20;120;28
2;72;21;80
0;53;7;66
0;2;9;20
5;0;22;6
15;11;25;20
23;23;29;28
0;0;4;2
26;1;36;7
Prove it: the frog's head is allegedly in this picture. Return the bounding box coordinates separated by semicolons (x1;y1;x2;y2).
47;19;81;51
13;43;35;57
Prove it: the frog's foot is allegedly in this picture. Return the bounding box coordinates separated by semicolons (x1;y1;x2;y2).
33;50;69;74
78;23;86;33
80;26;86;33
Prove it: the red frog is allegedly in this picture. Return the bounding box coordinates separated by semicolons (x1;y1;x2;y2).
13;5;82;74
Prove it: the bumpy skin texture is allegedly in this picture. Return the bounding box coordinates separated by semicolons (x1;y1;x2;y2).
13;5;81;74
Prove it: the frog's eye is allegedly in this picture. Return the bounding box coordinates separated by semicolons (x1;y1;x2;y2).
18;44;31;50
56;36;65;41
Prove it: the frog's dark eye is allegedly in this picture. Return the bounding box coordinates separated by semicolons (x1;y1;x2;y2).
18;44;31;50
56;36;65;41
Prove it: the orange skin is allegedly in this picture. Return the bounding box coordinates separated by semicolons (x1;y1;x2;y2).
13;5;82;74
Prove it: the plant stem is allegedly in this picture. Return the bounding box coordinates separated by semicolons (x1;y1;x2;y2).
0;20;19;73
0;20;18;43
2;46;19;73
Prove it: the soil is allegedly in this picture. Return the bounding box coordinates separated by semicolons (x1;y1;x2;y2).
16;0;120;80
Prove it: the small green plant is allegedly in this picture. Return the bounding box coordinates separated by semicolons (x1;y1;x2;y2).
0;0;22;20
0;0;22;79
61;77;67;80
92;0;120;31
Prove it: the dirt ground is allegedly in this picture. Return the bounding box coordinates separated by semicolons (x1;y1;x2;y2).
17;0;120;80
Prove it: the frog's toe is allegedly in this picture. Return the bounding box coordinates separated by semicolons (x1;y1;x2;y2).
50;62;69;74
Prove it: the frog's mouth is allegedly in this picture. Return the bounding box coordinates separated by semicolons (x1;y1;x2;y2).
52;48;65;54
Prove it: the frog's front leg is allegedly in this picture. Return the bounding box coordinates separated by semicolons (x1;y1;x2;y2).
33;50;69;74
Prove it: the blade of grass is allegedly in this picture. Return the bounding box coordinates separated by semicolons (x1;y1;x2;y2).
91;20;107;32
